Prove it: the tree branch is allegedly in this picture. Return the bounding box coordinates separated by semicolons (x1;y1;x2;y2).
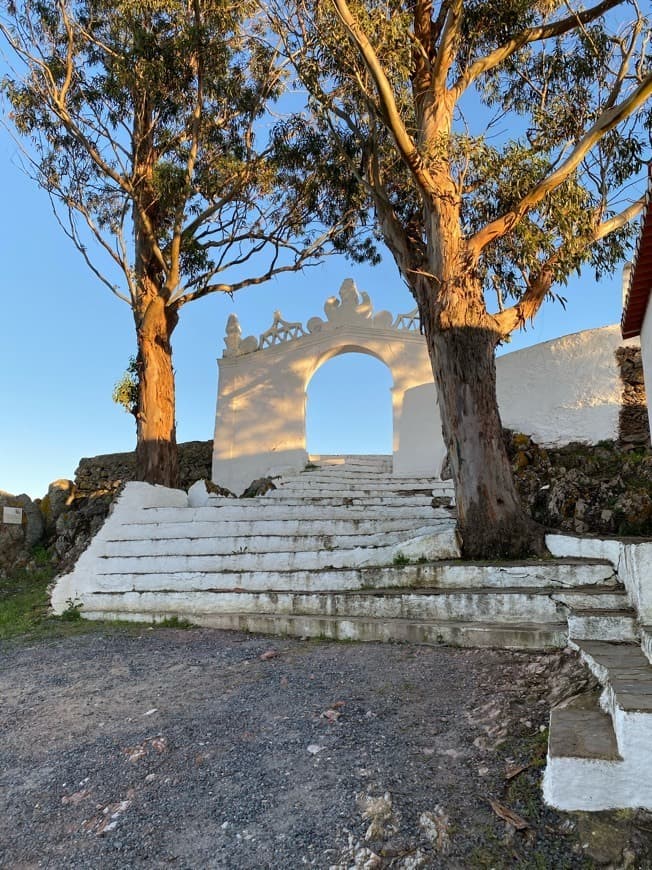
329;0;438;201
493;195;645;336
451;0;625;99
468;71;652;259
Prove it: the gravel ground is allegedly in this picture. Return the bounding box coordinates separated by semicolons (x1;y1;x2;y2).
2;626;652;869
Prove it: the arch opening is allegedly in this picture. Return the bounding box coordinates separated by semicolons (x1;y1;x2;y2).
305;351;393;457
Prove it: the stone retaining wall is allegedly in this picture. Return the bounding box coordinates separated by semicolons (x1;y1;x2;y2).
74;440;212;493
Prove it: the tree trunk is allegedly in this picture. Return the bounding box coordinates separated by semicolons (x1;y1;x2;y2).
422;313;545;559
134;295;180;488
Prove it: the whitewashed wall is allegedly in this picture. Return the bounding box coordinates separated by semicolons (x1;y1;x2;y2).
212;281;432;493
393;325;636;477
212;279;637;491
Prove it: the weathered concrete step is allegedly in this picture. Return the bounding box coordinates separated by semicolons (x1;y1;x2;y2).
84;586;628;624
272;475;453;498
568;610;639;643
309;454;392;466
96;531;460;574
574;640;652;713
254;495;440;507
80;606;568;651
87;561;620;594
126;503;445;523
286;472;449;485
104;516;453;541
101;526;435;557
548;692;621;761
544;645;652;810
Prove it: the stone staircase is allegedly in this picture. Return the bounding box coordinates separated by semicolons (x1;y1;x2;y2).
50;455;652;809
52;455;636;652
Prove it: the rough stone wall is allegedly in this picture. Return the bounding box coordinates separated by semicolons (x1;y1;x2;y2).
507;432;652;537
74;440;213;493
617;346;650;447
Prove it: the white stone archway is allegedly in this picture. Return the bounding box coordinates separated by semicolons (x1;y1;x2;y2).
212;279;443;493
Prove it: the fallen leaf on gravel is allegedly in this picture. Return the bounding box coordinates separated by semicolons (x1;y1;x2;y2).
505;762;530;781
331;700;346;709
124;735;167;762
260;649;279;660
488;799;529;830
307;743;325;755
321;708;342;723
82;796;133;836
151;736;167;753
125;745;147;763
419;807;451;853
62;788;91;806
357;792;397;841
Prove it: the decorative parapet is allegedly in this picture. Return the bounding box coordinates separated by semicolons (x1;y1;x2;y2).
259;310;307;348
221;279;421;357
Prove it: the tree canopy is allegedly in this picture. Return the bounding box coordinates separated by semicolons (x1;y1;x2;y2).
272;0;651;329
269;0;651;556
0;0;364;484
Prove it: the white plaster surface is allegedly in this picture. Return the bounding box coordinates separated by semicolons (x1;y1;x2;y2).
213;279;638;490
212;282;434;493
396;326;637;478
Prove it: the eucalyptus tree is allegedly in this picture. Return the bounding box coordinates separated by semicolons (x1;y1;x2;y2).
271;0;652;557
1;0;363;486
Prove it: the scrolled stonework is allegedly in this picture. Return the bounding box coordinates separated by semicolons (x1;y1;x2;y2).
221;278;422;357
307;279;396;333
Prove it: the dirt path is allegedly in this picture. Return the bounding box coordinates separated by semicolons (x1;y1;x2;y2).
1;627;650;868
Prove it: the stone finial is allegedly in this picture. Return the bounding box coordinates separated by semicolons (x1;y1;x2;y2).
223;313;242;357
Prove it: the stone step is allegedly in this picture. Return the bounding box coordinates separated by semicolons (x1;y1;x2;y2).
574;639;652;715
79;606;568;651
102;516;454;542
101;526;437;557
271;481;450;495
251;495;441;508
96;531;460;574
309;454;392;466
544;640;652;810
87;560;618;595
567;610;639;643
82;585;628;625
641;625;652;665
124;503;446;523
542;693;625;811
286;472;449;484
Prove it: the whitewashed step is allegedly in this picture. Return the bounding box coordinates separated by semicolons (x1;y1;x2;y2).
286;468;454;490
96;532;459;574
641;625;652;665
544;640;652;810
256;495;439;507
567;610;639;642
101;526;437;557
83;585;627;625
270;481;447;494
87;560;619;594
102;516;453;542
120;503;445;524
80;607;567;650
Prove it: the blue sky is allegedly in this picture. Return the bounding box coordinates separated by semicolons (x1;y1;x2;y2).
0;119;630;500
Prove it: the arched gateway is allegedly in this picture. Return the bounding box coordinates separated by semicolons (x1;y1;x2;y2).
212;279;444;493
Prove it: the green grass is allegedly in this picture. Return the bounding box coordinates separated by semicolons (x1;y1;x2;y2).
0;556;138;642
